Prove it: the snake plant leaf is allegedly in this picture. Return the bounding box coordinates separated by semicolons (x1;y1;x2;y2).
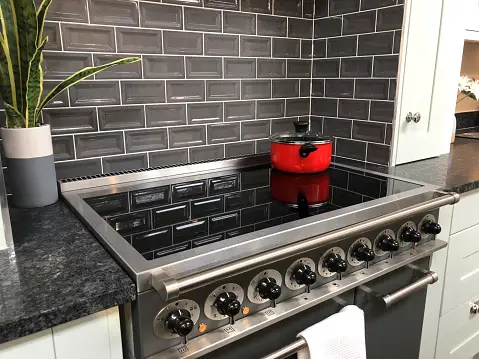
15;0;38;115
26;37;47;128
38;57;141;115
0;0;21;109
36;0;53;46
0;31;13;106
4;103;26;128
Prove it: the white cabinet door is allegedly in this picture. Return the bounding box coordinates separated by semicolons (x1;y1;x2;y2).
392;0;463;164
0;329;55;359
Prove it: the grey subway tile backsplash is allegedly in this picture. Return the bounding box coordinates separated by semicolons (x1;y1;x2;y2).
75;132;125;159
206;81;240;101
143;56;185;79
224;58;256;78
43;82;69;108
44;23;61;51
98;106;145;130
103;154;148;173
52;136;75;161
146;104;187;127
43;108;98;134
186;57;223;79
164;31;203;55
125;129;168;153
116;28;162;54
61;24;115;52
187;103;224;124
258;15;287;37
32;0;402;178
185;8;222;32
139;3;183;29
88;0;139;26
69;81;120;107
205;34;239;56
93;54;142;79
190;145;225;162
169;126;206;148
102;106;143;130
167;80;205;102
223;12;256;34
149;149;189;167
121;81;166;104
225;101;255;121
43;52;93;79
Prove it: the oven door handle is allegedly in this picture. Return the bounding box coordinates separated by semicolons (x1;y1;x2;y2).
359;265;439;309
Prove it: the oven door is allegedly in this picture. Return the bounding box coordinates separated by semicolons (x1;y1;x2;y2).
202;258;431;359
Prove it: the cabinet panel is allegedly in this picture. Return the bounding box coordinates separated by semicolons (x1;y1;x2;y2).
436;293;479;359
0;329;55;359
442;223;479;315
53;312;112;359
450;190;479;234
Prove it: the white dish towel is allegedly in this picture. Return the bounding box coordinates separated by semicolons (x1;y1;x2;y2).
297;305;367;359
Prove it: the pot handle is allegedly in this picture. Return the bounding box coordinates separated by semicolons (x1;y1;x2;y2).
299;143;318;158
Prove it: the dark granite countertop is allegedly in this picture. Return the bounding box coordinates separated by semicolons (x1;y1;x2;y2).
390;138;479;194
0;201;136;344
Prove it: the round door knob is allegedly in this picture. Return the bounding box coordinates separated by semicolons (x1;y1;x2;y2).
257;277;282;301
214;292;241;318
422;220;441;235
401;226;421;243
377;235;400;252
324;253;348;273
292;264;317;286
353;244;375;262
165;309;194;338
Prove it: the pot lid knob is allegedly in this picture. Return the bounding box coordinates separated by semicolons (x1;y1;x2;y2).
293;120;309;134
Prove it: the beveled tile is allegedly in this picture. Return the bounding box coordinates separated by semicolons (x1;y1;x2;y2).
143;56;185;79
166;80;205;102
205;34;239;56
116;28;162;54
146;104;187;127
272;38;300;58
186;57;223;79
164;31;203;55
241;80;271;100
149;149;189;167
43;52;93;79
169;126;207;148
257;15;287;37
44;23;62;51
223;12;256;34
190;145;224;162
121;81;166;104
224;101;255;121
285;98;310;116
187;103;224;124
224;58;256;78
98;106;145;130
287;60;311;78
42;82;69;108
205;0;239;9
241;120;271;140
206;81;240;101
257;59;286;78
125;129;168;153
241;0;272;14
43;108;98;135
274;0;301;16
52;136;75;161
55;159;102;179
272;79;299;98
44;0;88;22
103;154;148;173
93;54;142;79
288;18;313;39
256;99;285;119
185;8;222;32
88;0;139;26
207;123;241;144
271;117;296;134
240;36;271;57
225;142;255;157
75;132;125;159
139;3;183;29
61;24;115;52
69;81;120;107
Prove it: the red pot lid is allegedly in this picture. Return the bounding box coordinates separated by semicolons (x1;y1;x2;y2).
269;120;333;145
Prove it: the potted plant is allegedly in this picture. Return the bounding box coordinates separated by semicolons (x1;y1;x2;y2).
0;0;140;208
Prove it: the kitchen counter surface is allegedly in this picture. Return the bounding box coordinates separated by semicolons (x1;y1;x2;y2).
390;138;479;194
0;201;136;344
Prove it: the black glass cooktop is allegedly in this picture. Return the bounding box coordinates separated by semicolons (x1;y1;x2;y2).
84;165;421;261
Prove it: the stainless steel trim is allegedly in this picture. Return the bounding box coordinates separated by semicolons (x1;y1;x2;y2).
262;339;306;359
148;239;446;359
381;270;438;308
153;193;457;301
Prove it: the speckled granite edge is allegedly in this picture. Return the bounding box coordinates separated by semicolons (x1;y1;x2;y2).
0;286;136;344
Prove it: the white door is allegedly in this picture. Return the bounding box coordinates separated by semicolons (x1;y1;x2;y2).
391;0;464;165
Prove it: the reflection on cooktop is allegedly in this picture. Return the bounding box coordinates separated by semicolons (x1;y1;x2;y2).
84;165;421;261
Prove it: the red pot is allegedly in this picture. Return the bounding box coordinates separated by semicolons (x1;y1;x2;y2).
270;170;330;208
269;120;333;174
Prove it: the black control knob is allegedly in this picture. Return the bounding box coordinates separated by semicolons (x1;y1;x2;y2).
214;292;241;324
377;234;400;252
422;220;441;235
401;226;422;244
292;264;317;292
352;244;376;263
165;309;194;343
324;253;348;276
257;277;282;307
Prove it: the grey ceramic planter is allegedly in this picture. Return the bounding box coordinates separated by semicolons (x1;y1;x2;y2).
1;125;58;208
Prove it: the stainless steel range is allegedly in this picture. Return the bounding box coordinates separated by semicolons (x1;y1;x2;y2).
60;155;458;359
